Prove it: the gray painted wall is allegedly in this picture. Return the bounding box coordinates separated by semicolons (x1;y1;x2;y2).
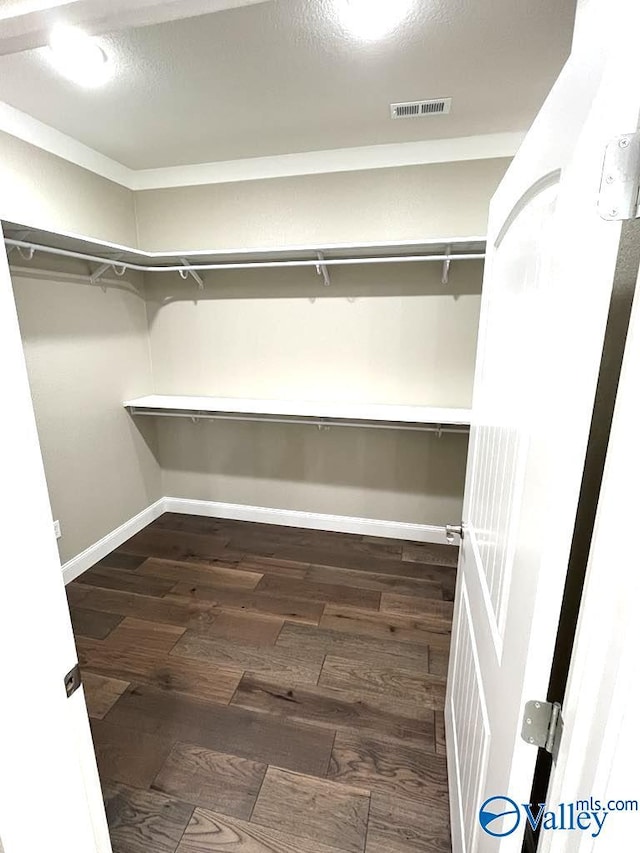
12;259;161;563
6;155;509;562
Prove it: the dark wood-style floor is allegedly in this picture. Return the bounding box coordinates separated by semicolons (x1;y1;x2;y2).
66;513;457;853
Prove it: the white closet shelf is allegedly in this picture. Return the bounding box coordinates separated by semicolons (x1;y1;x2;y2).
123;395;471;434
2;219;485;277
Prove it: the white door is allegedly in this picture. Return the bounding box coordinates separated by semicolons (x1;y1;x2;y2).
445;1;640;851
0;230;111;853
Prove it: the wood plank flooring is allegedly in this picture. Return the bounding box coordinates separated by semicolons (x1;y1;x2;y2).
66;513;457;853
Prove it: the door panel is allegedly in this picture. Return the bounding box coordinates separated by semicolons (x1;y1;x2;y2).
0;229;111;853
467;178;559;658
449;576;491;853
446;2;640;850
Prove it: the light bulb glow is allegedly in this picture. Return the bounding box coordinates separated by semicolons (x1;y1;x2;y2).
335;0;415;41
46;25;113;87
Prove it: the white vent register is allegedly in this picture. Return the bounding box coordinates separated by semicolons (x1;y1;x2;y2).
390;98;452;119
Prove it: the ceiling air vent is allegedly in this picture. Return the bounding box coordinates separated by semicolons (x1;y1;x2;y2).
390;98;452;119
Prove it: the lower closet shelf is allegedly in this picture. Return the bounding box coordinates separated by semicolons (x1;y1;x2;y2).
123;395;471;434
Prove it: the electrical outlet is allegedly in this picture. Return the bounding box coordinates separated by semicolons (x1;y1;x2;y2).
53;520;62;539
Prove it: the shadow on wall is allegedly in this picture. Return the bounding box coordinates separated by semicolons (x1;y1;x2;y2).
141;257;483;408
9;254;147;339
9;257;163;562
155;417;469;494
9;253;483;324
128;413;162;478
144;257;484;321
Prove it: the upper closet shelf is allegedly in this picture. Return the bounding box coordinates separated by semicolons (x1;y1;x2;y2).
124;395;472;435
2;220;485;282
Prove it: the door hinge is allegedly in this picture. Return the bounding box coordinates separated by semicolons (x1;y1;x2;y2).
445;524;464;543
64;663;82;698
521;700;564;763
598;132;640;221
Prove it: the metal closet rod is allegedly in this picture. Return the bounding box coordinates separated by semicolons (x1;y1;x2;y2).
128;407;469;434
4;238;485;273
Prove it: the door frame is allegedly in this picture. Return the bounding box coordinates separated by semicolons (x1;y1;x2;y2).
540;223;640;851
525;213;640;849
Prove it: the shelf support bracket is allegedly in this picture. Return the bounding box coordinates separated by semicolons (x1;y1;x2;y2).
441;246;451;285
6;231;30;259
179;258;204;290
90;262;112;288
90;255;125;289
315;252;331;287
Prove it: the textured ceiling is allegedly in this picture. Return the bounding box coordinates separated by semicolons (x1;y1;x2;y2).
0;0;577;169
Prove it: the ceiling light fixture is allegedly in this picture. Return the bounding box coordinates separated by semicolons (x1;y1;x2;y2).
46;25;113;88
335;0;415;41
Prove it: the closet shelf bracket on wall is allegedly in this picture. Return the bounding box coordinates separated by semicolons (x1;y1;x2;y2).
442;245;451;285
90;257;126;288
89;262;111;288
179;257;204;289
6;230;32;260
315;252;331;287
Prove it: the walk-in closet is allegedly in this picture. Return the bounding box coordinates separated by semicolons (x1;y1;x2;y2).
0;3;603;853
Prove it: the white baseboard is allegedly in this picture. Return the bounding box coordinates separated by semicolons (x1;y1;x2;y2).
61;498;165;585
163;497;450;545
61;496;451;583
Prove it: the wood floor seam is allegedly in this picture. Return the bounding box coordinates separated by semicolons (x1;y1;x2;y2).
67;513;456;853
362;792;372;853
172;810;195;853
